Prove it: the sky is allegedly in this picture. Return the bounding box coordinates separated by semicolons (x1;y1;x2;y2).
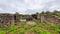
0;0;60;14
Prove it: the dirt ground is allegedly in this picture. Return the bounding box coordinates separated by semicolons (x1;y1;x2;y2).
26;21;37;25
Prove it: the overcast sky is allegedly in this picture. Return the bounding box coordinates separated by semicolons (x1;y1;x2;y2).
0;0;60;14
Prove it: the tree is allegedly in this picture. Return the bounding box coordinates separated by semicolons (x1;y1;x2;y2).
36;12;40;19
15;12;20;16
45;11;51;14
15;12;20;23
41;11;45;14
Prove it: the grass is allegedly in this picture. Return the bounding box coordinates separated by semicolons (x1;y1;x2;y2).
0;20;60;34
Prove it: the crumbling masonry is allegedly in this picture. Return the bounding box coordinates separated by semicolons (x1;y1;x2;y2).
41;14;60;25
0;13;14;26
0;13;60;26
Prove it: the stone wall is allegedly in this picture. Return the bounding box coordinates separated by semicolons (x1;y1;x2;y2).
0;13;14;26
0;13;60;26
41;14;60;25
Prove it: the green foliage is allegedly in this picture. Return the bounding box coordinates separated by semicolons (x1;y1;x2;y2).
0;19;60;34
8;25;19;31
41;11;45;14
40;31;50;34
52;25;60;31
29;24;36;28
19;28;25;34
45;11;51;14
0;31;6;34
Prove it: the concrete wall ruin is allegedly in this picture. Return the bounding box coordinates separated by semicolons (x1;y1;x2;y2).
0;13;60;26
41;14;60;25
0;13;14;26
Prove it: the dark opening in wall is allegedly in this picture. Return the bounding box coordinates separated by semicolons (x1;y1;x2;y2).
32;14;37;19
14;16;16;20
1;21;4;24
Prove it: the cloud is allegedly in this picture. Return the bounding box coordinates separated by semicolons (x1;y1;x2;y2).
0;0;60;14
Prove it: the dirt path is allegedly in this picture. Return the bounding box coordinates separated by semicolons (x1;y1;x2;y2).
26;21;37;25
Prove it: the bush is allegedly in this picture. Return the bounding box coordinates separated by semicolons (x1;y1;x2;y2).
8;25;19;31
